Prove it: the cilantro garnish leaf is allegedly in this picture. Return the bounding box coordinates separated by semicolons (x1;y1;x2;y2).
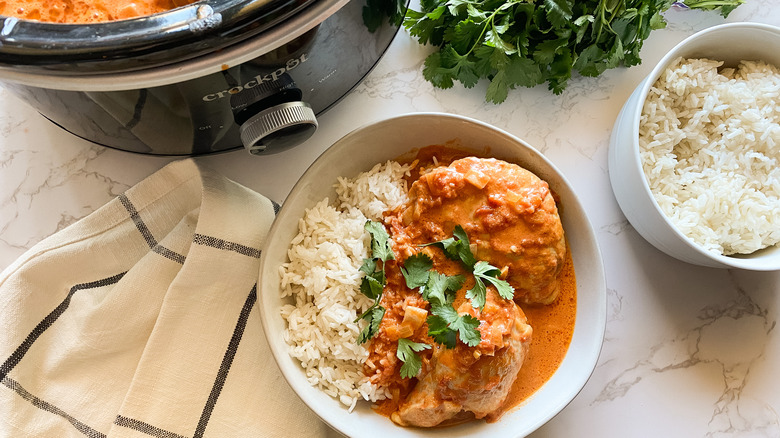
403;0;743;103
358;258;376;276
357;306;385;344
429;299;482;348
473;260;502;278
482;273;515;301
365;221;395;263
427;314;458;348
428;290;481;348
429;297;458;320
465;276;488;311
467;260;515;309
397;338;431;379
420;270;463;304
354;220;396;344
360;274;384;300
400;253;433;289
449;314;481;347
422;225;476;268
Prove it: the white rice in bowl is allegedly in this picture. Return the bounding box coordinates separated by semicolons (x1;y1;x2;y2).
639;57;780;255
279;160;413;410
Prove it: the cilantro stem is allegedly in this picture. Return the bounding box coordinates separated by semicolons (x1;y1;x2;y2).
595;0;624;43
683;0;742;7
462;4;506;57
355;296;382;323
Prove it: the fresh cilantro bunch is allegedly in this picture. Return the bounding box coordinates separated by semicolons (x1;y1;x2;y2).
404;0;744;103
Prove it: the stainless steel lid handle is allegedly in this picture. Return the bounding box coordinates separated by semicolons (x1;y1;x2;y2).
239;101;318;155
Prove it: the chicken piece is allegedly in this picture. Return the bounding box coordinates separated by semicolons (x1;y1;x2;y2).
391;290;533;427
400;157;566;305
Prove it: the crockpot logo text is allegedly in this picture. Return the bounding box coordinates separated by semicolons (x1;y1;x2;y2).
201;54;308;102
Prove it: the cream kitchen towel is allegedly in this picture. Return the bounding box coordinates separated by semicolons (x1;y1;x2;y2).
0;159;332;437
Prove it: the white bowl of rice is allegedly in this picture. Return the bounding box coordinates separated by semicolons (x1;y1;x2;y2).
608;22;780;270
258;113;606;437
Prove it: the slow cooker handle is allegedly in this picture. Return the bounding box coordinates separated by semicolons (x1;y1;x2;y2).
239;101;318;155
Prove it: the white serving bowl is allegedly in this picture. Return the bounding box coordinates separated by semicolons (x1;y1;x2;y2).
608;22;780;270
258;113;606;437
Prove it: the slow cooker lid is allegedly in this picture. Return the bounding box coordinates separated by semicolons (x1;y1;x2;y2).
0;0;316;74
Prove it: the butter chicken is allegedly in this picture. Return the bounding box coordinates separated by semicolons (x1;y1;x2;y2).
365;149;574;427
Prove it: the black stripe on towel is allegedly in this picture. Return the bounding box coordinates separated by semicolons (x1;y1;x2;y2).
153;245;186;265
2;377;107;438
193;285;257;438
114;415;189;438
119;193;187;264
0;272;126;382
119;194;158;249
192;234;262;259
0;273;125;437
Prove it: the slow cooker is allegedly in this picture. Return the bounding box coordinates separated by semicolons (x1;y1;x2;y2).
0;0;406;155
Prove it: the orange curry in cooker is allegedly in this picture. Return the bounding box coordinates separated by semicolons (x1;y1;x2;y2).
0;0;196;23
366;146;577;426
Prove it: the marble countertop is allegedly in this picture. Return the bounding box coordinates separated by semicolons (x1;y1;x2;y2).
2;2;780;436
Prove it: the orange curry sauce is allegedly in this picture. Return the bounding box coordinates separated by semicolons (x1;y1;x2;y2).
0;0;195;23
370;145;577;424
499;247;575;416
